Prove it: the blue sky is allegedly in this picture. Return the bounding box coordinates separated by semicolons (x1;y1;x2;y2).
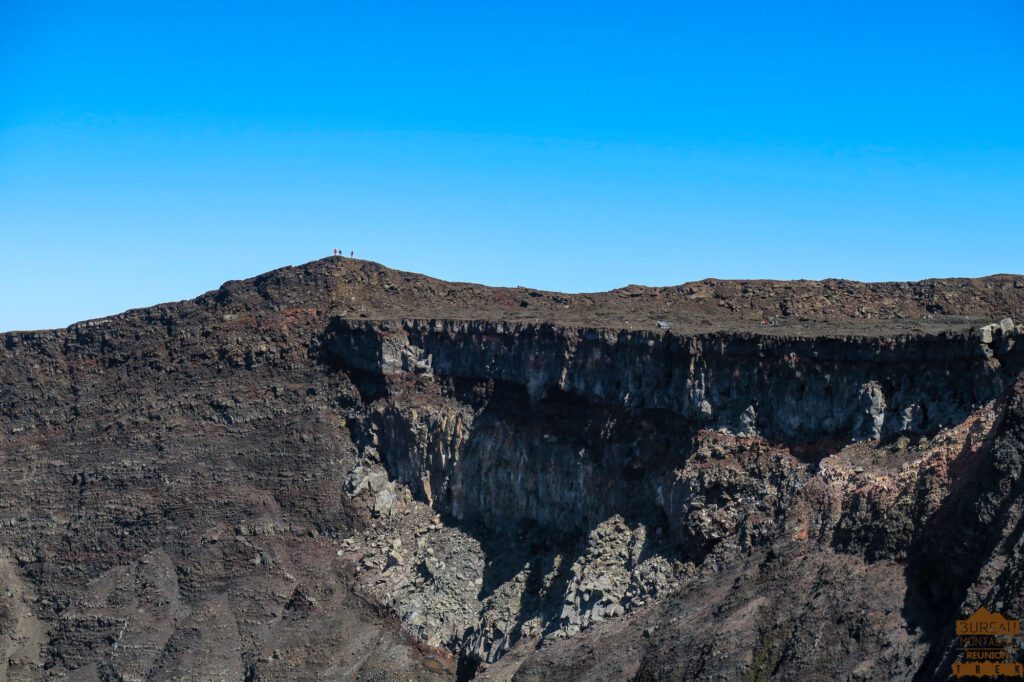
2;1;1022;331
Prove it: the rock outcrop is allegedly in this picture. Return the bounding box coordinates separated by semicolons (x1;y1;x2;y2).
2;257;1024;680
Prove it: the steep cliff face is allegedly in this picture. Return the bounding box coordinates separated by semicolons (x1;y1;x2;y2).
329;318;1019;438
2;258;1024;680
327;318;1020;532
320;315;1023;675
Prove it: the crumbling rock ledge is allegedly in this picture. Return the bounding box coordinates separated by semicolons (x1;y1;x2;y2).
325;318;1022;445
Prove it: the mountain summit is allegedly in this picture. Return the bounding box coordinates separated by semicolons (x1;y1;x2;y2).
2;259;1023;679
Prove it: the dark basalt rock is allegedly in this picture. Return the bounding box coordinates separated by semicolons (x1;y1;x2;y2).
1;257;1023;680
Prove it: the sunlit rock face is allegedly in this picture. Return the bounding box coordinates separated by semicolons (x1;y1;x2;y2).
2;258;1023;680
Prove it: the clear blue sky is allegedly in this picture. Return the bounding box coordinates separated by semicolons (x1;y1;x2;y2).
2;1;1022;331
